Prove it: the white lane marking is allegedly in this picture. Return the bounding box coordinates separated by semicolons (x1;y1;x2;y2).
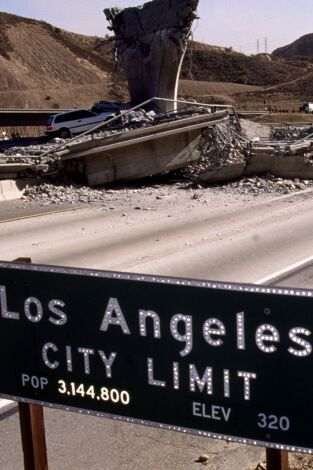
255;254;313;285
265;187;313;204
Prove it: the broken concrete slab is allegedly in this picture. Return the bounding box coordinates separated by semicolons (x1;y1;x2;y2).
104;0;199;113
198;163;246;184
59;111;229;186
197;151;313;186
245;153;313;179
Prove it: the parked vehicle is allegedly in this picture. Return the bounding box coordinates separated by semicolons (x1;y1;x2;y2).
299;102;313;114
91;100;122;114
46;109;115;139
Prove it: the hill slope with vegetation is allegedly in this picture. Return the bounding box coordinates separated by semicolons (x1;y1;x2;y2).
273;33;313;59
181;42;308;86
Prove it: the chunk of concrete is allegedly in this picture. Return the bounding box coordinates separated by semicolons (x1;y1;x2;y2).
245;154;313;179
104;0;199;113
198;163;246;185
0;179;29;201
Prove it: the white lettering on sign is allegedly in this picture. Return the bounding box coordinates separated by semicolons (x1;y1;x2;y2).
0;285;19;319
147;358;257;400
237;371;257;400
170;314;193;357
192;402;232;422
0;285;67;324
147;358;166;387
98;351;117;378
255;324;280;353
203;318;226;347
100;297;130;334
1;288;312;360
48;300;67;326
236;312;246;350
288;327;312;357
42;342;59;369
99;299;313;359
21;373;49;390
257;413;290;431
24;297;43;323
189;364;213;395
42;342;118;377
78;348;94;375
139;310;161;338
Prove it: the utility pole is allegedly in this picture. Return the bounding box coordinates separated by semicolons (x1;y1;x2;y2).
257;39;260;54
264;37;268;53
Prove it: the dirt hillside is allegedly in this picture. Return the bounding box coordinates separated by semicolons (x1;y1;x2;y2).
0;12;312;111
0;12;124;108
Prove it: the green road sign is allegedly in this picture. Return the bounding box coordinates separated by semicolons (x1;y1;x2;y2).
0;261;313;453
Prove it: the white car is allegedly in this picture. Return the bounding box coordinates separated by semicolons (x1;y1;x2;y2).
46;109;115;139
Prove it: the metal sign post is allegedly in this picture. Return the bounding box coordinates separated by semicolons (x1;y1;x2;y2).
13;258;48;470
18;402;48;470
266;448;289;470
1;260;313;464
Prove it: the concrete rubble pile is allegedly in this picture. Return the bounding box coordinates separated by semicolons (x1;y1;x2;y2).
185;122;247;177
272;124;313;141
23;182;109;205
0;142;59;179
0;139;67;164
197;119;313;185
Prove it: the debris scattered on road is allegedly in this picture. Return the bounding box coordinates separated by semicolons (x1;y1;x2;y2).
224;174;313;194
195;454;209;465
21;172;313;207
23;183;107;205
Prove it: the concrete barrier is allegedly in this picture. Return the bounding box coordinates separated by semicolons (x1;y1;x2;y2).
0;179;34;202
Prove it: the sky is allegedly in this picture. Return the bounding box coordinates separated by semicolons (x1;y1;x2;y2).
1;0;313;54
